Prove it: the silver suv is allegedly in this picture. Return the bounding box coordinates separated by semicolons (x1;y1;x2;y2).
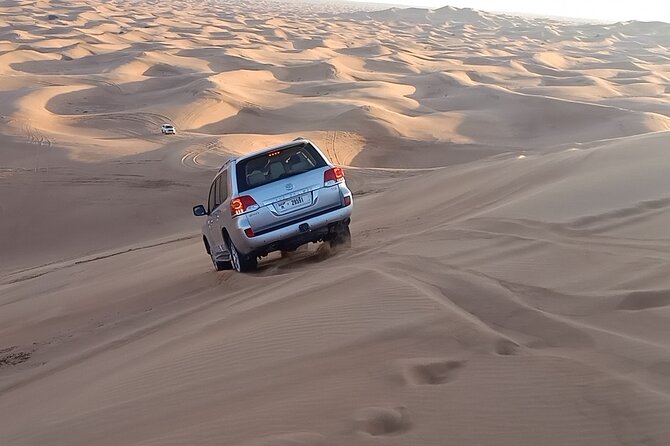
161;124;176;135
193;138;353;272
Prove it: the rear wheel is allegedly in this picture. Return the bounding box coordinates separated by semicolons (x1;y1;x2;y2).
228;238;257;272
330;224;351;249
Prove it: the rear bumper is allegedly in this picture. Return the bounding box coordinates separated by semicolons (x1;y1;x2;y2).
230;204;352;255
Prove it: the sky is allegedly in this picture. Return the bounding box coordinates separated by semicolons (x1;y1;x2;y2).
358;0;670;23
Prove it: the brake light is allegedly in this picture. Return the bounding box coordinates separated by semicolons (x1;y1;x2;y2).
230;195;258;217
324;167;344;186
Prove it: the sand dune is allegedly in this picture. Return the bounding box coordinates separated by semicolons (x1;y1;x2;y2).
2;0;670;445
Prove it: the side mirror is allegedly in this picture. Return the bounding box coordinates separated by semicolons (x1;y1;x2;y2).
193;204;207;216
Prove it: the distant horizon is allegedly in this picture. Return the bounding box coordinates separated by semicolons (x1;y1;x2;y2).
349;0;670;23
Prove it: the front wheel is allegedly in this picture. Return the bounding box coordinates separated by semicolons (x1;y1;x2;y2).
228;238;257;272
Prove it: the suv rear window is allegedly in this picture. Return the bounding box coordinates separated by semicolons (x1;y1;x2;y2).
236;142;327;192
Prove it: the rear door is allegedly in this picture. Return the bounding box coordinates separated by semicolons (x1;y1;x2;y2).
235;143;342;234
205;178;219;248
207;172;226;253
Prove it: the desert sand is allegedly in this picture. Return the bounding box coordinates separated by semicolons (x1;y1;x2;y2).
2;0;670;444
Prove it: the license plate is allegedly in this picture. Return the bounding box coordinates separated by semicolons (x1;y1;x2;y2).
275;192;312;213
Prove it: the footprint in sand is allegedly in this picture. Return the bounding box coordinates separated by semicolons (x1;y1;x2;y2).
402;358;467;385
354;406;411;436
0;346;32;367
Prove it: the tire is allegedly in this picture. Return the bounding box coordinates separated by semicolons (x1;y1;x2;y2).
330;224;352;249
206;238;231;271
227;238;257;272
210;253;231;271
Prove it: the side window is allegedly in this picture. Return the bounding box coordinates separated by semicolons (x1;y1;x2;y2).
207;180;217;213
213;175;221;210
218;170;228;204
213;175;222;209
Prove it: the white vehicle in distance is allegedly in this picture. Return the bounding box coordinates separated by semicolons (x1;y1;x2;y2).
193;138;353;272
161;124;176;135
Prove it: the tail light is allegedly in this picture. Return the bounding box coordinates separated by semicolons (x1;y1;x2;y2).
230;195;259;217
244;228;255;238
343;195;352;207
324;167;344;186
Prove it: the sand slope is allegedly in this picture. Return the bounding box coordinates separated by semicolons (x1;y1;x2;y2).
2;0;670;445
